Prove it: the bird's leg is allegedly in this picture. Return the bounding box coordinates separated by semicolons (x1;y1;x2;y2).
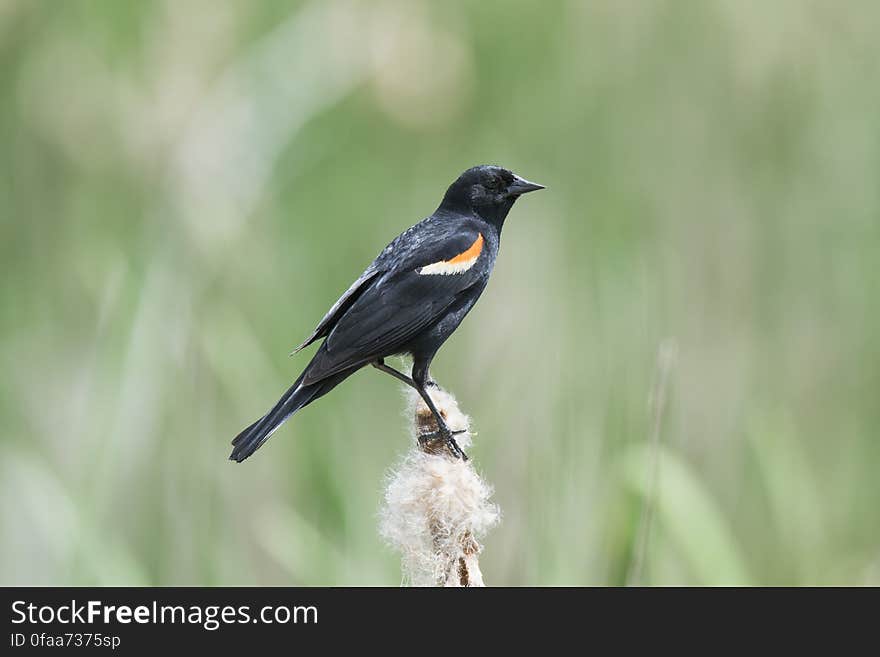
371;358;417;389
413;382;468;461
410;361;469;461
372;358;468;460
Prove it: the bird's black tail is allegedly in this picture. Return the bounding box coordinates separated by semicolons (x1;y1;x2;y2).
230;365;355;462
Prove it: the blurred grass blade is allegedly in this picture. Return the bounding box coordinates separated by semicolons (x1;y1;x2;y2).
2;452;150;586
621;443;751;585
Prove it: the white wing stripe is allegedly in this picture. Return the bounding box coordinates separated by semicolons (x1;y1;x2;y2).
418;256;479;275
417;233;484;276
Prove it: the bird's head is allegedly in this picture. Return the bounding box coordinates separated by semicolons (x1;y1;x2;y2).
438;165;544;227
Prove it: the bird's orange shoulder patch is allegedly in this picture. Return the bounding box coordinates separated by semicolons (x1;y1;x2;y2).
418;233;484;275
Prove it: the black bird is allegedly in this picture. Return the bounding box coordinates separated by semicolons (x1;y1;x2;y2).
230;165;544;462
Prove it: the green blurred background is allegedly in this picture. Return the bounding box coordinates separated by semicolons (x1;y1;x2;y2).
2;0;879;586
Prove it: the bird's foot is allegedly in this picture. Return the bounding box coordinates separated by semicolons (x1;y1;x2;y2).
418;427;468;461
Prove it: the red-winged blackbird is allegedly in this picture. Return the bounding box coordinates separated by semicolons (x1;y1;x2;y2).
231;165;544;462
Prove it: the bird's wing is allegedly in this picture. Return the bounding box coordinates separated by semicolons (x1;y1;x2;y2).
301;227;487;385
291;266;381;354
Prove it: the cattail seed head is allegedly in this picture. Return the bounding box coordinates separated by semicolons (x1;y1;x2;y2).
379;385;500;586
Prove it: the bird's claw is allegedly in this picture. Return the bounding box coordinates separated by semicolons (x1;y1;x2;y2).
417;428;469;461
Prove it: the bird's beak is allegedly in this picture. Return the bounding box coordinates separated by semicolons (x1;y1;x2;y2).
507;175;546;196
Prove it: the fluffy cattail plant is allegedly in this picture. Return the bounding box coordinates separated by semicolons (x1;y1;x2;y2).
379;384;500;586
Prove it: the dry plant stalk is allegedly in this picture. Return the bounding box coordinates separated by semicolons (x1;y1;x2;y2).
379;384;500;586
